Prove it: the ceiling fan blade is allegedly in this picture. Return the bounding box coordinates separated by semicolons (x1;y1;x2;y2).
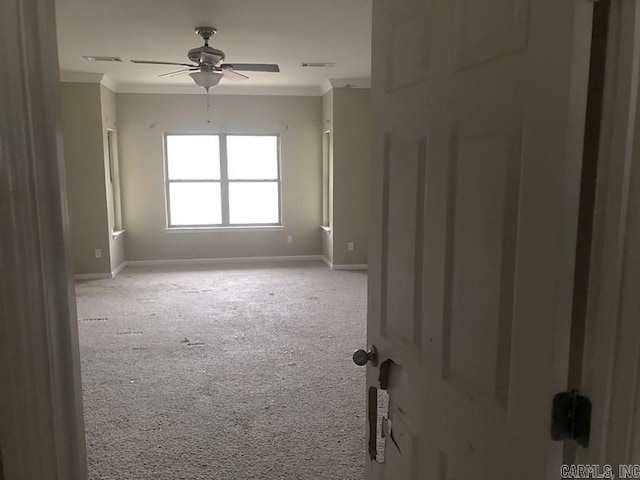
220;68;249;80
158;68;197;78
220;63;280;73
131;60;197;67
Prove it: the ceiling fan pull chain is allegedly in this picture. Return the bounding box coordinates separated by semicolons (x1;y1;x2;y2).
206;90;211;124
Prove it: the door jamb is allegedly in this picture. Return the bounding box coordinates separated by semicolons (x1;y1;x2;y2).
578;0;640;465
0;0;87;478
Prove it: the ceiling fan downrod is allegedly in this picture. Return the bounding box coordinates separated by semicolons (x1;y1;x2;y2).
195;26;217;46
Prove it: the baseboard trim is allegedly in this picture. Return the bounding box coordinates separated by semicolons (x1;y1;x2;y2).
320;258;367;271
111;262;127;277
75;256;326;279
331;264;368;271
74;273;112;280
125;255;324;267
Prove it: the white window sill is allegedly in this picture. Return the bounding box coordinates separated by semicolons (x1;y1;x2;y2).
112;229;126;239
320;225;331;233
165;226;285;233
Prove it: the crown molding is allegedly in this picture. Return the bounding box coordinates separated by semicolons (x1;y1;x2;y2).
59;71;103;83
320;79;333;95
328;78;371;89
100;75;118;92
320;78;371;95
59;71;119;92
116;83;325;96
58;72;370;96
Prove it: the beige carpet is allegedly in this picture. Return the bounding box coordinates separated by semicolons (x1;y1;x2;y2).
76;261;367;480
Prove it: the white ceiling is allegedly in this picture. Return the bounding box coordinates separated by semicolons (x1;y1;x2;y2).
54;0;372;95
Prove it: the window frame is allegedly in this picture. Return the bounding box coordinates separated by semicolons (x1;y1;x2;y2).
107;128;124;232
321;130;331;228
163;133;282;229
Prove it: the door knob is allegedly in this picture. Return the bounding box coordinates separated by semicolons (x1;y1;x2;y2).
353;345;378;366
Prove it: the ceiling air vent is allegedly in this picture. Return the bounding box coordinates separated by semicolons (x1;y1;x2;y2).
82;56;122;62
301;62;335;68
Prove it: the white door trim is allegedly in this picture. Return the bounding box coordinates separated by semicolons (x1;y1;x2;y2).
0;0;87;478
580;0;640;465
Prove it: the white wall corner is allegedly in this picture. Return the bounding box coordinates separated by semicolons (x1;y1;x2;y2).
320;79;333;95
100;74;119;92
111;262;127;278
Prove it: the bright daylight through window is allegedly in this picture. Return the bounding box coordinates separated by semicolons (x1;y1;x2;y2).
165;134;281;227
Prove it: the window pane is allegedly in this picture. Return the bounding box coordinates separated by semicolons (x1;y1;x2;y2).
167;135;220;180
169;182;221;225
229;182;279;224
227;136;278;180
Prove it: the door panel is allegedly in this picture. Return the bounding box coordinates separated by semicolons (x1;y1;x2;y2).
367;0;593;478
444;116;521;410
387;4;432;90
454;0;530;68
385;137;427;348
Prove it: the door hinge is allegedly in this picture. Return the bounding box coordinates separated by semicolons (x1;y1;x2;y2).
550;390;592;447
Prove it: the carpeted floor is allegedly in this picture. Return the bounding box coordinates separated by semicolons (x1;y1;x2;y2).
76;261;367;480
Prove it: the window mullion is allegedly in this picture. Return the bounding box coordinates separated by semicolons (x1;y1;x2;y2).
220;134;230;225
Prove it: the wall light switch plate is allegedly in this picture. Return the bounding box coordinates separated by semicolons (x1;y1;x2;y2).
348;242;354;251
287;235;293;244
95;249;102;258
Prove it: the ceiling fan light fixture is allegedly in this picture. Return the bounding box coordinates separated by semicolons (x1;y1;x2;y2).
189;71;222;91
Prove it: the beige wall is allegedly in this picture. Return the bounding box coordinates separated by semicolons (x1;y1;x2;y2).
100;85;126;273
61;83;112;274
117;93;322;261
328;88;372;266
62;87;364;268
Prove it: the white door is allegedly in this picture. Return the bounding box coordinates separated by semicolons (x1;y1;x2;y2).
364;0;594;478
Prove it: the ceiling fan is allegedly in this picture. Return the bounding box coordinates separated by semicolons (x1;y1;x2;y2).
131;27;280;91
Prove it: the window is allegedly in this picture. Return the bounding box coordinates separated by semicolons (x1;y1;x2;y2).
164;134;281;227
107;129;123;231
321;131;331;227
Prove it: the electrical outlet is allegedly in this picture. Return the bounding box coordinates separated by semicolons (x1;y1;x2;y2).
287;235;293;244
348;242;354;251
95;249;102;258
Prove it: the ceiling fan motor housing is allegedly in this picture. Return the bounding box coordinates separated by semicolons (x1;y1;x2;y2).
188;46;225;65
